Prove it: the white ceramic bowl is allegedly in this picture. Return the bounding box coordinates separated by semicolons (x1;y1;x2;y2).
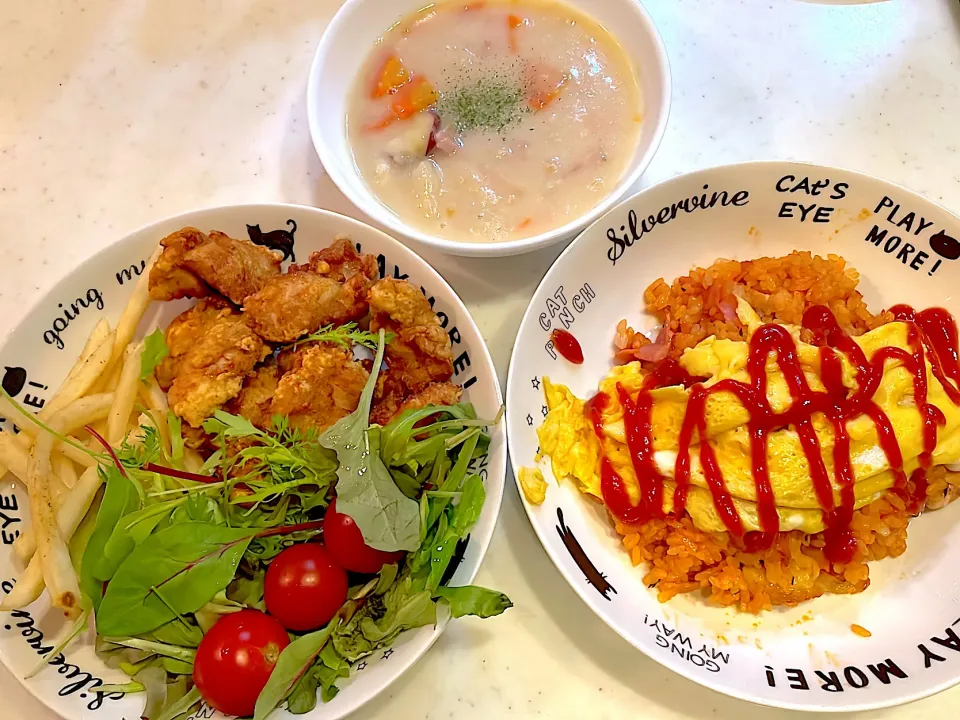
0;204;506;720
507;161;960;711
308;0;671;258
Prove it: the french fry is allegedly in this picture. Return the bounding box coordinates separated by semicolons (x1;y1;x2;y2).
140;373;172;454
47;484;70;529
87;419;109;443
40;326;115;420
0;465;100;612
58;440;100;469
183;448;204;473
0;394;113;466
9;322;109;464
25;429;79;616
8;395;112;615
107;343;143;447
42;318;110;405
54;452;78;491
77;317;111;365
50;394;115;436
0;430;28;482
98;245;162;387
97;361;123;394
13;453;87;564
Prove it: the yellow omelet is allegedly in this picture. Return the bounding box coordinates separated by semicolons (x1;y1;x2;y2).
538;378;602;499
538;301;960;535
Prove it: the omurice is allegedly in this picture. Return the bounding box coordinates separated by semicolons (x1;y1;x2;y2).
535;253;960;612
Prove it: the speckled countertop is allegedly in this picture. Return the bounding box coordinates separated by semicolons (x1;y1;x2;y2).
1;1;960;718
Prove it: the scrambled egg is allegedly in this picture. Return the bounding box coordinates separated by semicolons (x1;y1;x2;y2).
538;378;602;499
518;466;548;505
538;306;960;535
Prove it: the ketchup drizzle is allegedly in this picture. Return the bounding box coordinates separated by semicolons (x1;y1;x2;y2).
584;304;960;566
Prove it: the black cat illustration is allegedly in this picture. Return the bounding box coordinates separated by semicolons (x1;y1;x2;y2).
556;508;617;600
247;219;297;262
439;536;470;586
930;229;960;261
1;366;26;397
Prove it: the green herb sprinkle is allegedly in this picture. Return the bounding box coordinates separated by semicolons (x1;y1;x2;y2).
437;79;527;134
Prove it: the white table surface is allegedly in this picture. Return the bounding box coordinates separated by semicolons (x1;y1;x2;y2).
2;0;960;718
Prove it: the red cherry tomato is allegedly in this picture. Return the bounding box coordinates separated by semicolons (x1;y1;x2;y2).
264;543;348;631
193;609;290;718
323;499;405;573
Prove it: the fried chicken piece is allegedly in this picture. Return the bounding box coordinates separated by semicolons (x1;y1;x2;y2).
182;425;214;452
162;299;271;428
224;361;279;429
149;228;282;304
156;296;234;390
243;269;371;343
370;381;462;426
183;231;282;304
149;227;211;301
369;367;408;427
368;278;454;390
291;236;378;284
270;343;369;432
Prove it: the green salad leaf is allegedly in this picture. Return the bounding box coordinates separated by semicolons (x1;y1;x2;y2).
169;494;223;525
140;329;170;381
81;466;139;610
424;473;485;592
96;522;256;637
332;575;437;662
147;619;203;648
285;641;351;713
253;619;338;720
153;685;201;720
315;642;351;702
167;412;185;468
320;331;420;553
436;586;513;618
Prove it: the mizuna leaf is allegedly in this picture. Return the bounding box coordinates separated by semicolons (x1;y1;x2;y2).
95;521;256;637
425;473;485;592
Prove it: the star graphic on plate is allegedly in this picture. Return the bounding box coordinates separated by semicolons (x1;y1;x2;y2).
381;648;395;660
357;661;367;671
526;413;533;426
541;405;548;417
531;377;541;390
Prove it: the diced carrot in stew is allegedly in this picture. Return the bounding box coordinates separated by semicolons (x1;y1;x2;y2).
463;1;486;10
507;14;525;53
371;53;410;98
524;63;567;111
516;217;533;231
394;76;438;117
366;75;439;131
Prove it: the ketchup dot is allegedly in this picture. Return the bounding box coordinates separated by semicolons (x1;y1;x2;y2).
551;329;583;364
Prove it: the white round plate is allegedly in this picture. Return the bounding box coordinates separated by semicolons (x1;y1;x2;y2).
0;204;505;720
506;161;960;712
